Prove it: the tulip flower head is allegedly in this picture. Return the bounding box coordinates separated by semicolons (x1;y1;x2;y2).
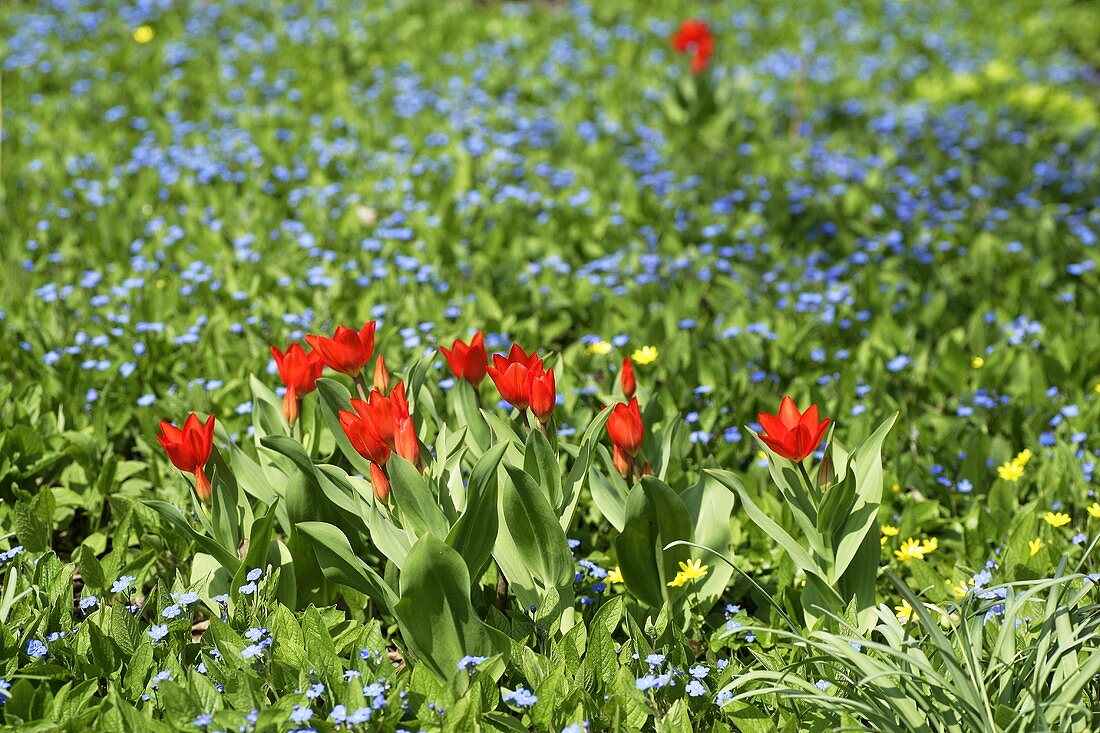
440;331;488;386
757;396;830;462
487;344;543;412
305;322;376;378
157;413;215;502
270;344;324;424
671;19;714;75
607;398;644;478
529;365;556;426
338;382;419;501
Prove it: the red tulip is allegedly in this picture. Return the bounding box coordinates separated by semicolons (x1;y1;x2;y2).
338;382;417;467
486;344;543;411
157;413;215;502
271;344;324;424
620;357;635;399
607;398;644;456
440;331;488;385
672;19;714;74
339;403;391;466
529;366;556;424
305;322;376;378
757;396;830;462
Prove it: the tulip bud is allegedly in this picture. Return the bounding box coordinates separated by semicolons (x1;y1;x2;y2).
620;357;635;399
282;386;300;426
816;454;834;490
369;462;390;503
613;444;632;478
195;468;212;503
373;355;390;393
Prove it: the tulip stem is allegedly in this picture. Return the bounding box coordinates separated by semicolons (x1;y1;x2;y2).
797;462;818;502
353;375;368;401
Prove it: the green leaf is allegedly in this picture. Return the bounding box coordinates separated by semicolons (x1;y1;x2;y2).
446;442;506;580
833;413;897;580
394;534;509;681
612;477;692;608
295;521;396;612
143;500;241;575
388;456;450;540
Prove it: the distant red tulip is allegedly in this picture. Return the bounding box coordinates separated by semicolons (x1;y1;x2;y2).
440;331;488;385
271;344;324;424
620;357;635;399
373;354;391;393
338;382;417;467
672;19;714;74
305;322;376;378
487;344;543;411
157;413;215;502
757;396;830;462
529;366;556;424
607;398;644;456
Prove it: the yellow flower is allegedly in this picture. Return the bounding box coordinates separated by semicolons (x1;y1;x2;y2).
756;450;768;462
668;559;708;587
607;566;623;584
894;538;927;563
891;482;901;493
587;340;611;355
1043;512;1071;528
952;580;971;598
1028;538;1043;556
1012;449;1032;468
895;600;914;624
1087;503;1100;519
1093;381;1100;394
880;525;899;546
132;25;154;43
920;537;939;554
678;558;708;581
970;356;984;369
631;346;658;365
997;460;1024;482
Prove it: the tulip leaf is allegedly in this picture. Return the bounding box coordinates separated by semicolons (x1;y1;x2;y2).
833;412;897;580
523;427;561;511
446;442;507;581
612;477;692;609
295;521;396;613
394;533;510;681
707;469;825;581
388;456;450;541
144;500;241;575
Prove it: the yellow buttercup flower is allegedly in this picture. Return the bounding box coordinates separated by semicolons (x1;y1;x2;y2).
895;600;914;624
667;559;708;587
1087;503;1100;519
1042;512;1071;528
1029;538;1043;556
891;482;901;493
997;460;1024;482
587;340;611;355
952;580;971;598
607;566;623;584
1012;449;1032;468
631;346;658;365
132;25;154;43
894;538;927;563
920;537;939;554
880;525;899;546
970;356;984;369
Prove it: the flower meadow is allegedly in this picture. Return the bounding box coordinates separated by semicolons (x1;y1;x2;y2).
2;0;1100;730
